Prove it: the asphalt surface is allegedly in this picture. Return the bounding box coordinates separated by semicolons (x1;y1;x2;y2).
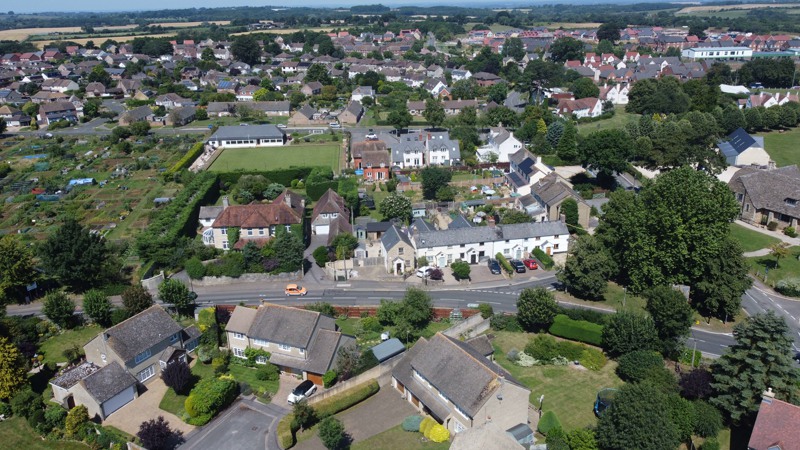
180;397;288;450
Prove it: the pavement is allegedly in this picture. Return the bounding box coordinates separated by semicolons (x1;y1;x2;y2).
180;397;289;450
103;377;196;436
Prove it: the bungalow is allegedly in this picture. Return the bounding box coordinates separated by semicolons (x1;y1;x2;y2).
225;304;356;385
249;101;291;116
472;72;501;87
288;104;327;126
164;106;197;127
154;93;194;110
206;124;286;149
718;127;770;167
38;102;78;126
118;106;155;126
41;78;79;93
729;165;800;230
392;333;530;435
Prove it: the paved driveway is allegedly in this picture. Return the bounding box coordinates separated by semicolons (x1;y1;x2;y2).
103;377;195;436
180;397;289;450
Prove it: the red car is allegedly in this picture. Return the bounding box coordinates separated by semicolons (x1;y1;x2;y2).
523;259;539;270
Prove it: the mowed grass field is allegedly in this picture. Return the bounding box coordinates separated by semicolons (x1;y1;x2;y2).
729;222;780;253
759;127;800;167
208;144;341;172
577;109;639;136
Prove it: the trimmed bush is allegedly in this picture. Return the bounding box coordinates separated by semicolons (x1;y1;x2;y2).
557;306;607;325
419;417;436;435
767;221;779;231
491;314;522;332
323;370;338;388
496;253;514;275
616;350;664;382
278;415;295;449
184;377;238;425
526;334;559;361
185;257;206;279
313;246;330;268
402;415;423;432
256;364;279;381
532;248;554;269
693;401;722;438
776;277;800;297
314;380;379;419
784;226;798;238
537;410;561;435
427;423;450;442
579;347;607;370
167;142;205;174
548;314;603;346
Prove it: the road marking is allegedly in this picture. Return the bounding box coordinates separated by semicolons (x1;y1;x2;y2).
337;284;351;287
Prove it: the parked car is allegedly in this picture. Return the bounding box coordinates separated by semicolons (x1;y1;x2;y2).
287;380;317;404
284;284;307;296
488;259;501;275
276;124;287;129
416;266;433;278
329;122;341;129
523;259;539;270
510;260;526;273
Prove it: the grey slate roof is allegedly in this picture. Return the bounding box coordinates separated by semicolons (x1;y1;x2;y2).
268;329;355;374
729;165;800;218
448;215;472;230
199;206;224;221
370;338;406;362
208;124;284;141
103;306;183;363
466;335;494;357
248;304;333;349
414;221;567;249
366;221;393;233
81;361;137;404
381;225;413;251
718;127;763;158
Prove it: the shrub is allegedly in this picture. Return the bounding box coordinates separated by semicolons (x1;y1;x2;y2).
138;416;184;450
556;341;586;361
506;348;520;362
306;302;337;317
767;221;779;231
239;382;252;396
0;402;11;417
616;350;664;382
451;260;471;280
548;314;603;346
557;307;607;325
532;248;554;269
312;246;330;268
579;347;607;370
27;408;45;431
197;345;214;364
360;316;382;333
161;360;192;394
526;334;559;361
700;439;720;450
478;303;494;319
256;363;279;381
776;277;800;297
693;400;722;438
318;416;347;450
419;417;436;435
10;389;42;419
428;268;444;281
323;370;338;388
784;226;798;238
277;415;296;449
184;377;238;424
65;405;89;439
212;353;230;375
515;352;538;367
537;411;561;435
679;367;713;400
490;314;521;331
185;257;206;279
314;381;379;419
495;253;514;275
426;423;450;442
402;415;423;432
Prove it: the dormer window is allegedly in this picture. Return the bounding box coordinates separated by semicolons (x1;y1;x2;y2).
786;198;797;207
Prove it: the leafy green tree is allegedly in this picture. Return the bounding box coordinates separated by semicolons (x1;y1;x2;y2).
549;37;586;63
379;192;412;222
710;311;800;425
87;64;111;86
423;98;446;129
231;35;262;66
387;108;412;131
566;428;598;449
579;129;634;175
570;78;600;99
557;235;616;300
137;416;183;450
420;167;452;200
305;63;331;84
399;288;433;331
65;405;89;439
487;82;509;104
597;22;622;43
501;37;525;61
516;287;558;332
644;286;693;356
0;118;6;135
602;311;660;357
0;235;36;306
82;289;112;326
269;227;305;273
318;416;347;450
501;210;531;224
39;218;110;291
486;106;520;128
43;291;76;328
201;47;216;62
0;336;27;400
744;107;764;132
556;121;578;163
292;400;317;430
158;279;194;315
769;242;790;268
450;260;471;280
596;383;681;450
627;78;691;115
130;121;150;136
121;285;154;317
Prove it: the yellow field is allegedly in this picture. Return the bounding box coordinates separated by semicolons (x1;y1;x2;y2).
0;25;138;41
677;3;788;14
35;33;176;49
231;27;335;36
150;21;231;27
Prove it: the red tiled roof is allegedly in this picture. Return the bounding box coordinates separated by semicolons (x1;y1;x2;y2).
212;203;302;228
749;397;800;450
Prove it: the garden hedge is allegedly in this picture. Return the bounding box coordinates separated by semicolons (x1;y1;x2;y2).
548;314;603;346
217;168;313;187
537;410;561;435
532;248;554;269
167;142;204;174
184;376;238;426
306;180;339;201
495;253;514;275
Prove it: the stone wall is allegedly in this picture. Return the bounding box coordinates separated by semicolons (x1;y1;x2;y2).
442;313;490;340
190;270;302;286
308;354;404;405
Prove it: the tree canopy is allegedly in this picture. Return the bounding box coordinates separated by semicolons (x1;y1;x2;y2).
0;235;36;306
516;287;558;332
420;167;453;200
558;235;616;300
39;218;111;291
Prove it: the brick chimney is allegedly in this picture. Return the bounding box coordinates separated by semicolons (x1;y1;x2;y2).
487;216;496;227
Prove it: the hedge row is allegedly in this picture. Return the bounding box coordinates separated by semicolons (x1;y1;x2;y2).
532;248;554;270
548;314;603;346
306;180;339;201
217;168;312;187
184;377;238;426
135;172;219;267
167;142;204;174
495;253;514;275
278;379;380;449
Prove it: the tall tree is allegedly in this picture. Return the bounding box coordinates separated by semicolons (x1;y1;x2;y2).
423;98;446;129
516;287;558;332
420;167;452;200
579;129;634;175
502;37;525;61
556;121;578;163
691;239;751;321
379;192;412;222
596;22;621;43
0;235;36;306
602;311;660;357
39;218;110;291
231;35;262;66
305;63;331;84
121;285;154;317
158;279;194;315
269;227;305;273
137;416;184;450
597;383;681;450
82;289;112;326
0;336;27;400
549;37;586;63
570;78;600;99
557;235;616;300
43;291;76;329
644;286;693;356
399;287;433;332
387;108;412;131
710;312;800;425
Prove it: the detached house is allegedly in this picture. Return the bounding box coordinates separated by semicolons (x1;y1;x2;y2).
477;127;524;163
392;333;530;435
517;173;591;228
729;165;800;230
338;101;364;125
225;304;356;385
506;149;553;196
352;140;391;181
718;127;770;167
556;97;603;119
311;188;352;241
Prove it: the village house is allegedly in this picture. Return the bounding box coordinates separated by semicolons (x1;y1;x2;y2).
748;389;800;450
556;97;603;118
517;172;591;228
337;100;364;125
392;333;531;435
311;188;352;241
477;127;524;163
381;224;416;275
729;165;800;230
225;304;356;385
38;102;79;126
350;86;375;102
118;105;155;126
154;93;194;110
352;140;391;182
506;149;554;196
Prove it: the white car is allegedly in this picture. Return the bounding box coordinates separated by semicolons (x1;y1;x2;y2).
416;266;433;278
276;124;287;129
365;133;378;140
329;122;341;129
287;380;317;404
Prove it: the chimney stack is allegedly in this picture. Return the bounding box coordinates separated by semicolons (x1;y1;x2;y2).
222;196;229;208
763;387;775;402
487;216;496;227
284;192;292;207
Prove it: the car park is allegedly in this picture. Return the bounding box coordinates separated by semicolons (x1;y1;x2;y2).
287;380;317;404
284;284;307;296
510;260;526;273
523;259;539;270
488;259;502;275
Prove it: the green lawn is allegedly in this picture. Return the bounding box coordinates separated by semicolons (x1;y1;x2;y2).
748;245;800;288
758;127;800;167
492;331;624;431
208;143;341;172
729;222;780;252
159;360;216;417
0;417;89;450
350;425;451;450
576;110;639;136
555;281;646;314
38;325;102;366
335;318;452;346
229;364;280;395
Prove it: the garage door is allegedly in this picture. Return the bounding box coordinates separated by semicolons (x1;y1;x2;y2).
315;225;329;235
307;372;324;386
102;385;136;418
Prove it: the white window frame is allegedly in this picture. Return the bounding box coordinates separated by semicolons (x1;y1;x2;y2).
255;355;267;364
137;365;155;382
233;332;246;340
253;338;269;347
232;347;246;358
134;349;152;364
278;344;291;351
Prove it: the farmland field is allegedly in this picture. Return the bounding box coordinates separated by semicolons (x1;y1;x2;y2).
208;143;341;172
230;27;334;36
0;25;136;41
676;3;789;14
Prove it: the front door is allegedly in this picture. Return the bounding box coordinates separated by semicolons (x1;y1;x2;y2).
396;262;403;275
470;253;477;264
